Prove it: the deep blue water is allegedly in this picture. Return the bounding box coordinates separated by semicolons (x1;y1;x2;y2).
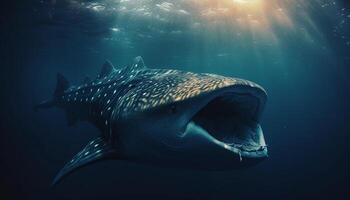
1;0;350;199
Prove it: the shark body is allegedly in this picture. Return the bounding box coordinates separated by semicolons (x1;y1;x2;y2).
36;57;268;185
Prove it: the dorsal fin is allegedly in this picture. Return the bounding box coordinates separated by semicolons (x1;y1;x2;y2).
126;56;146;72
55;73;69;96
99;60;115;78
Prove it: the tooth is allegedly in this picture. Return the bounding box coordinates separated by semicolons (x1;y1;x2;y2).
239;152;242;162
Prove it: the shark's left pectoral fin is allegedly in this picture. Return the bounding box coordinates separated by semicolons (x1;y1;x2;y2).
52;137;117;186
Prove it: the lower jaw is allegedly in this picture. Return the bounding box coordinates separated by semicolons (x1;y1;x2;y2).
183;121;268;160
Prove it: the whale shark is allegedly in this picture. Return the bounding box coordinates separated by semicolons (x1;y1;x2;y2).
36;56;268;185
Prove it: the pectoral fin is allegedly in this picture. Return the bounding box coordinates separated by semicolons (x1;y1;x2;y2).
52;137;117;186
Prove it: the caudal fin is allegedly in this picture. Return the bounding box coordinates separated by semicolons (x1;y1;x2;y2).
34;100;55;111
34;73;70;111
54;73;70;96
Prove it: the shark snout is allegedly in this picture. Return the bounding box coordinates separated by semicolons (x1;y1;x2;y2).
118;70;268;168
168;75;268;167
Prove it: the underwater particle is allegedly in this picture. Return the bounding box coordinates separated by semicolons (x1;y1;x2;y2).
111;27;120;32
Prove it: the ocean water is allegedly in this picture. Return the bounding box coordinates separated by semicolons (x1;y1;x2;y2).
1;0;350;199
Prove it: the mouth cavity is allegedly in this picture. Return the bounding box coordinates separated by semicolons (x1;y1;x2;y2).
189;92;267;158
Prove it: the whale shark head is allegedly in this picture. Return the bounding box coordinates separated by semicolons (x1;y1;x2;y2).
114;61;268;169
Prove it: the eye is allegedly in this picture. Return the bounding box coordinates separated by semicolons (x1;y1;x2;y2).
170;105;177;114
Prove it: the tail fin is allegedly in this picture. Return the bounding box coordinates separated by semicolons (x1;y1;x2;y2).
34;100;55;111
34;73;70;111
54;73;69;96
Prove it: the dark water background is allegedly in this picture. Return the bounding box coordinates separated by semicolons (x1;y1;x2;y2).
1;0;350;199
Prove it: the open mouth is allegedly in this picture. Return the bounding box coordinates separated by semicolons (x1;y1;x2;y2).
187;91;268;159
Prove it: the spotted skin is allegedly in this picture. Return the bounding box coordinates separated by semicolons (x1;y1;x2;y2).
38;56;267;185
52;137;116;185
58;60;265;139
